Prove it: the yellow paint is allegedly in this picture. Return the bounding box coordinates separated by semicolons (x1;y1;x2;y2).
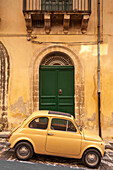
80;44;108;56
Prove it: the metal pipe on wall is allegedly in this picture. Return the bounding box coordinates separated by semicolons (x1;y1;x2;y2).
97;0;102;138
23;0;26;11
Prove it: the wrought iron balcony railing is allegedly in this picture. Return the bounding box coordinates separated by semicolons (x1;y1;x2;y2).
23;0;91;13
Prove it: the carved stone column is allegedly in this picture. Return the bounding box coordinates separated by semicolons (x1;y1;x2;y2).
63;14;70;34
81;15;89;34
44;14;51;34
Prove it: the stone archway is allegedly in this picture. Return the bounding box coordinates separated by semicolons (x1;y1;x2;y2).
40;51;73;66
30;45;84;125
0;42;10;131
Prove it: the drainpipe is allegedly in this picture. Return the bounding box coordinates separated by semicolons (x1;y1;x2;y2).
23;0;26;12
97;0;102;137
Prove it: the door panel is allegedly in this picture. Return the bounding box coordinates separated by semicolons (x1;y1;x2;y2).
46;130;82;156
58;68;74;115
39;68;57;111
39;66;74;116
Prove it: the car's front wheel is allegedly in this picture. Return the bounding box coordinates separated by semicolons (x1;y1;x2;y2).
82;149;101;168
15;142;33;160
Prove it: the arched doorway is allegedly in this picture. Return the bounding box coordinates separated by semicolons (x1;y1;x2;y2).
0;42;10;131
31;45;84;125
39;52;75;116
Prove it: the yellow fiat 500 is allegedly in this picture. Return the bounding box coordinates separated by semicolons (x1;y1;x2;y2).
7;111;105;168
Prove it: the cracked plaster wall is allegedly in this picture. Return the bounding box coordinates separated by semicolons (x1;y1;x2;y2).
0;42;10;131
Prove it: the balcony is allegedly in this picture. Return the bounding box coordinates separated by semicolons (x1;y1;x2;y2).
23;0;91;35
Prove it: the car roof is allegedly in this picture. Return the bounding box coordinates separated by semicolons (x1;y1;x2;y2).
21;110;73;128
30;110;72;118
48;111;72;117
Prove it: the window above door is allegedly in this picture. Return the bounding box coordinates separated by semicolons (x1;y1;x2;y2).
41;0;73;11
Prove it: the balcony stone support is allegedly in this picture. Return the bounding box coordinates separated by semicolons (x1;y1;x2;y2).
44;14;51;34
63;14;70;34
25;13;33;37
81;15;89;34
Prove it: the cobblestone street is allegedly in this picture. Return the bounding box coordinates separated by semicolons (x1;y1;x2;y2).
0;142;113;170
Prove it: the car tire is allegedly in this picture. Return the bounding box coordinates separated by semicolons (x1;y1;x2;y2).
15;142;33;161
82;149;101;168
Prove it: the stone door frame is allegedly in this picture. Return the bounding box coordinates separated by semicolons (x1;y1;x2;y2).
30;44;85;125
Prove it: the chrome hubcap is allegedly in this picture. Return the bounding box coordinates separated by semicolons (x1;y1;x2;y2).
86;153;98;166
19;146;29;156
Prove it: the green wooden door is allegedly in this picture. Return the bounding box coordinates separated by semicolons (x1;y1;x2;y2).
39;66;74;116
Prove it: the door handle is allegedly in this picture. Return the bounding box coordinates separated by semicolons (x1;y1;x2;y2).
59;89;62;95
47;133;54;136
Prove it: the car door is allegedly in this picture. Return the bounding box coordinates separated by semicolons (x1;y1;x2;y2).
46;117;82;156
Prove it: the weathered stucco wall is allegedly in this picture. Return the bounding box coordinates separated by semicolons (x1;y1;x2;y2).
0;0;113;138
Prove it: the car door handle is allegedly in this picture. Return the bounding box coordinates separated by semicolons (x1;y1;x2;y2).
47;133;54;136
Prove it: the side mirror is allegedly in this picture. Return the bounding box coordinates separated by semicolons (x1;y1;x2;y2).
79;127;82;131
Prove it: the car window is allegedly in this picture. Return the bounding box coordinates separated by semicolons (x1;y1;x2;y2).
67;120;77;132
51;118;77;132
29;117;48;130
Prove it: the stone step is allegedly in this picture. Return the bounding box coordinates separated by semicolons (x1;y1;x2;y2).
0;132;10;138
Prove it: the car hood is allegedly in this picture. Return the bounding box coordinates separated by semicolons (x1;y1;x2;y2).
82;129;102;142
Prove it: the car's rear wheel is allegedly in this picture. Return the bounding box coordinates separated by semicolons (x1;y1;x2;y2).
15;142;33;160
82;149;101;168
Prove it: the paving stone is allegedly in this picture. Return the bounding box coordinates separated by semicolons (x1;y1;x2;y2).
110;142;113;146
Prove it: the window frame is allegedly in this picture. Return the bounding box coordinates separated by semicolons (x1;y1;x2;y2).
50;117;77;132
28;116;49;130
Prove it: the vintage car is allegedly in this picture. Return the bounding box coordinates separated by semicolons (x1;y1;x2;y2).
7;110;105;168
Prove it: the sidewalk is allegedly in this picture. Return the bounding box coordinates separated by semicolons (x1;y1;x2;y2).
104;139;113;150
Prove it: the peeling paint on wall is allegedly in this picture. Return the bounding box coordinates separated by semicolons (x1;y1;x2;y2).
0;42;10;131
9;97;29;115
102;113;113;128
86;113;97;129
110;113;113;126
8;97;30;128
